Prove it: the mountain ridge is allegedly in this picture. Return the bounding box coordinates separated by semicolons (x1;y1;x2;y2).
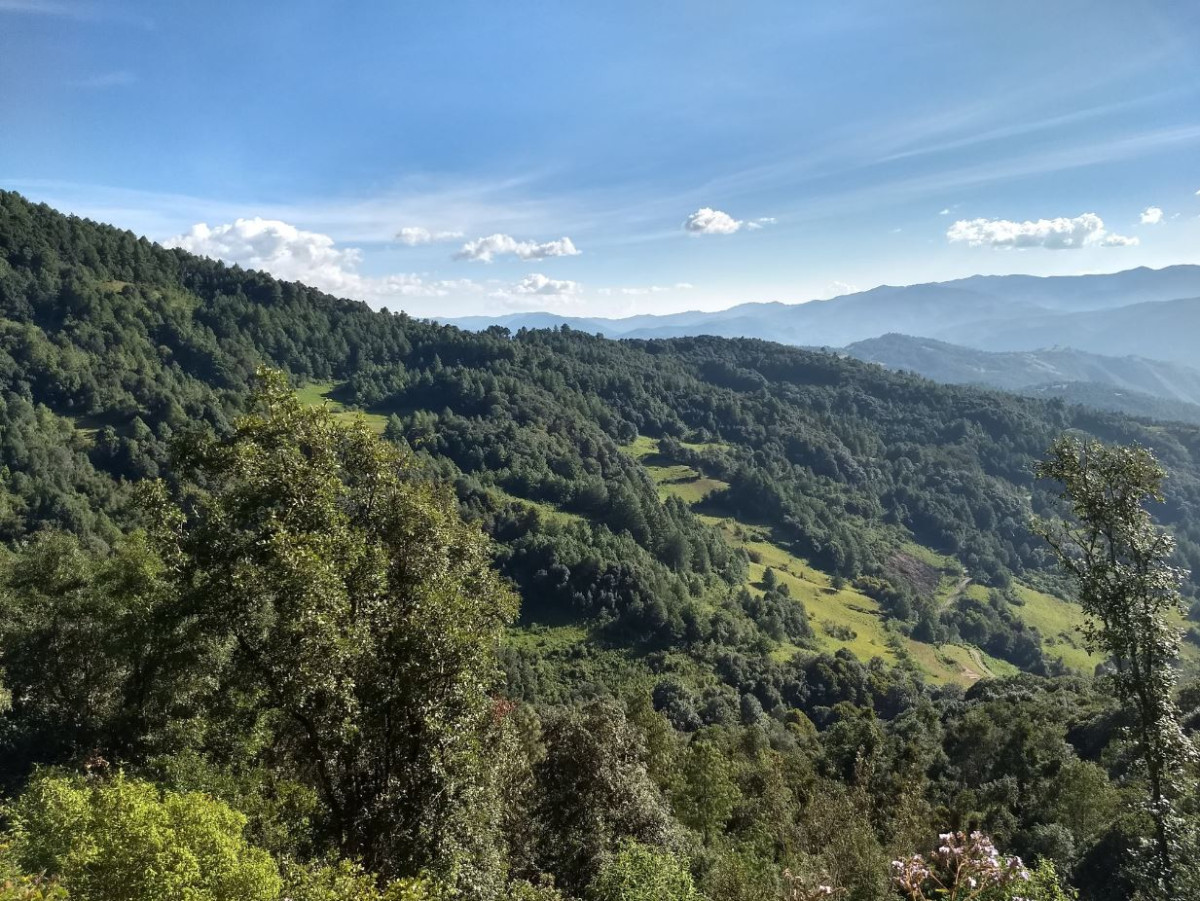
447;265;1200;368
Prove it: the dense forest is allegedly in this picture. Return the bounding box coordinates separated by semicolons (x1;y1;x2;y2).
2;190;1200;899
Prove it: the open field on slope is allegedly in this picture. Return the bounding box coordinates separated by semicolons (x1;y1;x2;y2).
623;435;1119;685
626;434;731;503
295;380;389;433
1010;584;1101;673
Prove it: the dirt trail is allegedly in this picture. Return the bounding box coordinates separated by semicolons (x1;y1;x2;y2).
964;645;994;679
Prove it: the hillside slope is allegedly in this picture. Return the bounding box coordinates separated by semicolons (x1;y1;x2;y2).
4;190;1200;694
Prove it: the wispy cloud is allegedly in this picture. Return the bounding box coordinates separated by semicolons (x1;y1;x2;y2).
0;0;87;15
824;281;859;298
395;226;463;246
0;0;153;27
597;282;694;296
2;176;567;247
487;273;583;310
512;273;580;296
683;207;742;235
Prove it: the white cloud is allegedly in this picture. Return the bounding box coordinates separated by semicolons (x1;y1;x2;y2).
744;216;777;231
486;273;584;310
513;273;581;296
683;207;743;235
454;233;580;263
164;218;479;304
395;226;463;246
1140;206;1164;225
1099;232;1139;247
824;281;860;298
939;208;951;215
946;213;1138;249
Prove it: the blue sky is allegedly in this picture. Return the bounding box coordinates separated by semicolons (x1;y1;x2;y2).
3;0;1200;317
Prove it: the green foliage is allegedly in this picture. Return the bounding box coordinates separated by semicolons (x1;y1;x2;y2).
0;844;67;901
147;370;517;891
279;859;446;901
4;191;1200;901
531;700;680;895
587;842;701;901
672;739;740;845
0;530;179;786
1036;438;1197;897
6;772;280;901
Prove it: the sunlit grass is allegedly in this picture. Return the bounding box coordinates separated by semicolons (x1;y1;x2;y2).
489;487;590;527
295;380;388;434
622;439;1097;685
504;623;590;652
1011;583;1102;673
624;437;730;503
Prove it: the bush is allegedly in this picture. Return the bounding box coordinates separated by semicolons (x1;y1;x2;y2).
587;842;700;901
7;773;281;901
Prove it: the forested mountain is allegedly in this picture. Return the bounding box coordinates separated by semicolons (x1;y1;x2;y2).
845;334;1200;421
4;190;1200;900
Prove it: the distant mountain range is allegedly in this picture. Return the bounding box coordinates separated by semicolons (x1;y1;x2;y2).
843;334;1200;425
448;265;1200;418
448;264;1200;354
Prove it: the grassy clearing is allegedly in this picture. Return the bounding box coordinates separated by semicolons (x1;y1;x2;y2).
504;623;589;652
625;435;659;459
295;380;388;434
696;512;899;665
1011;584;1101;673
904;641;1021;685
695;515;1056;685
896;541;963;574
623;437;730;503
658;476;729;504
490;487;590;528
963;583;990;603
1013;583;1200;671
70;415;103;444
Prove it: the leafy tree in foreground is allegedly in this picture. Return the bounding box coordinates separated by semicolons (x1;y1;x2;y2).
531;700;680;896
1035;438;1197;899
146;369;518;894
6;772;280;901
